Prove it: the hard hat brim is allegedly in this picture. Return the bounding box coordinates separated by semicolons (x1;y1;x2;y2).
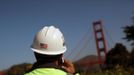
31;46;67;55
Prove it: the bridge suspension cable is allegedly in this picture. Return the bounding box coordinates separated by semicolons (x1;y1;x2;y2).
72;32;93;61
65;30;89;59
103;25;115;49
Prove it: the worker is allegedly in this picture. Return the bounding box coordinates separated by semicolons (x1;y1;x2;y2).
25;26;79;75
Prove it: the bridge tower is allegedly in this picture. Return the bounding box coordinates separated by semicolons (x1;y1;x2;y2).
93;21;107;64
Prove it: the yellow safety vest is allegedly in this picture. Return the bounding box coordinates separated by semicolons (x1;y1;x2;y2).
25;68;67;75
25;68;80;75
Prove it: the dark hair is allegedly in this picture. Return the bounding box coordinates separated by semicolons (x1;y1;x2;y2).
26;52;64;72
34;52;63;63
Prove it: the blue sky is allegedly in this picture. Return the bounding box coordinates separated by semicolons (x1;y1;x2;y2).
0;0;134;70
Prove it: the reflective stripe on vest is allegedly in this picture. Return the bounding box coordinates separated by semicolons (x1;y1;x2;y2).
24;68;67;75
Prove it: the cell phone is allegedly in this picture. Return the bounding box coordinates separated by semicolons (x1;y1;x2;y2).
62;57;64;63
58;57;64;65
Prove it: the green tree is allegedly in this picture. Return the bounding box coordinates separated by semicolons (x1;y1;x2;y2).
105;43;129;68
123;17;134;46
129;48;134;67
123;25;134;46
6;63;32;75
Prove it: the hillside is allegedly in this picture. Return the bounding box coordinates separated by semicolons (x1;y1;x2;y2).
74;55;104;72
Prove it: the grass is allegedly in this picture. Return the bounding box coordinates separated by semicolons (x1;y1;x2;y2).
79;65;134;75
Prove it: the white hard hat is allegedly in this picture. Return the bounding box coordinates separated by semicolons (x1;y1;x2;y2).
31;26;67;55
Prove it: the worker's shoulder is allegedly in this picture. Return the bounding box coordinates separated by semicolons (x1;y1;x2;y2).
24;68;67;75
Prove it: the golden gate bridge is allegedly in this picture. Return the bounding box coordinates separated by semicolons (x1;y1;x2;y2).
65;20;115;67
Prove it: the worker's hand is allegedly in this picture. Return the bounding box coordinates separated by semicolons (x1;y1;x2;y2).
62;59;75;74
